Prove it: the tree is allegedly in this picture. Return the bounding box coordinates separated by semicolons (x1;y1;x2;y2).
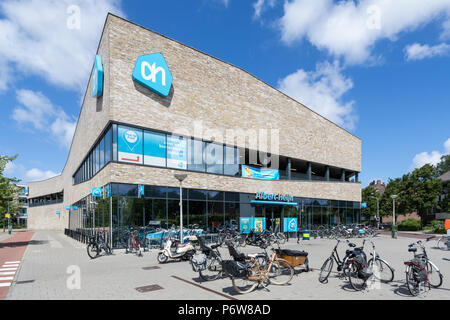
436;154;450;177
400;164;442;226
0;155;21;227
380;177;407;219
361;186;380;218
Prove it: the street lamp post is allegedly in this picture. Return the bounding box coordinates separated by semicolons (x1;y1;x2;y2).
371;196;380;229
391;195;398;226
174;174;187;242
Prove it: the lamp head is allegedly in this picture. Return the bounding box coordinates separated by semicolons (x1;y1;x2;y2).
174;173;187;182
390;194;398;199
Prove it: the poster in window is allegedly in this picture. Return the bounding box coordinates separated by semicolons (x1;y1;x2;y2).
144;131;166;167
167;135;187;169
118;126;143;164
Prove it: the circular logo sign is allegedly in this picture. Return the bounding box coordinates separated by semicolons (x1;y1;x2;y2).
125;130;138;144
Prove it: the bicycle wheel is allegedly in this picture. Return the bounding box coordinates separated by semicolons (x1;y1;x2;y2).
268;259;294;285
87;243;99;259
231;277;258;294
368;258;394;283
347;262;366;291
437;237;448;250
319;257;334;283
199;257;222;281
277;233;286;245
426;261;443;288
405;265;428;296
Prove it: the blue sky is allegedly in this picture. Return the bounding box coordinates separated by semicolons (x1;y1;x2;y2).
1;0;449;186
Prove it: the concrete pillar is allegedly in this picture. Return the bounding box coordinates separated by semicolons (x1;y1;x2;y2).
325;166;330;181
307;162;312;180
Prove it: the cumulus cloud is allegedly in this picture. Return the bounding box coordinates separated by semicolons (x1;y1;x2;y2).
12;89;76;148
405;42;450;61
278;0;450;65
410;138;450;170
278;61;356;130
24;168;59;182
0;0;123;92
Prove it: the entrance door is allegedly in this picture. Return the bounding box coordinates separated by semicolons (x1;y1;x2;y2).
267;206;284;232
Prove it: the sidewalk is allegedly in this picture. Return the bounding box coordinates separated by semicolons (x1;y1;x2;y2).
0;231;34;299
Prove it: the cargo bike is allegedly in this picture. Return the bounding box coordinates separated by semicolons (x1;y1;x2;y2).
274;248;310;272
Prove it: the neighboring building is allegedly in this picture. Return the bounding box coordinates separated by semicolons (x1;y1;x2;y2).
26;14;362;246
369;180;386;195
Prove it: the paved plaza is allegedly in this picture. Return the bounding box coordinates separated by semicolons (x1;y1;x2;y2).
1;230;450;300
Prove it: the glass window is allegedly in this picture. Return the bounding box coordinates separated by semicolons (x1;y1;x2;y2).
224;146;239;176
208;201;224;232
187;138;205;172
168;200;187;229
167;187;187;199
189;189;207;200
224;202;239;231
207;190;224;202
225;192;240;202
117;184;138;197
166;135;187;169
144;130;166;167
105;128;111;164
99;136;105;169
188;200;206;230
144;186;166;198
112;124;118;162
205;142;223;174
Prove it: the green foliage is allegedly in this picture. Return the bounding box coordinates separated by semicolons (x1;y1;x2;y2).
397;218;421;231
361;186;380;217
428;220;446;234
436;155;450;177
0;155;21;222
380;165;442;226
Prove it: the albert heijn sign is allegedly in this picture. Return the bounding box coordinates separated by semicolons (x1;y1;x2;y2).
132;53;173;97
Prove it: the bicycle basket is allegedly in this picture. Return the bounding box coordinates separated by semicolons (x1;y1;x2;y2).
411;258;428;282
222;260;249;278
190;254;207;272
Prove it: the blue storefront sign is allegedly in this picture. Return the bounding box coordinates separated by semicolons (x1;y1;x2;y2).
283;217;298;232
361;202;367;208
56;211;60;215
92;55;103;98
118;125;143;164
166;135;187;169
92;188;102;197
144;130;166;167
65;205;71;211
132;53;173;97
72;206;78;210
241;165;279;180
138;185;145;197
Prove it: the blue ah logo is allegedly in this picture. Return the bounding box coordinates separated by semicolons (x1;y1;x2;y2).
132;53;173;97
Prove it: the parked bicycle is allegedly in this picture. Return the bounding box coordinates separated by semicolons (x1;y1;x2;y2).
437;234;450;251
222;243;294;294
364;234;395;284
404;236;443;296
190;236;223;281
87;232;112;259
125;227;143;257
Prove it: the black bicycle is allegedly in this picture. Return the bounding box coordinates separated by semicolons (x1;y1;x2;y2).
404;236;443;296
87;232;112;259
318;238;366;285
195;236;224;281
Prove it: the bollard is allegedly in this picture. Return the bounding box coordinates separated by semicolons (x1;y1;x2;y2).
303;230;310;241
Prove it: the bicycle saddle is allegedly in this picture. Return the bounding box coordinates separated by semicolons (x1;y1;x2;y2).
348;243;356;247
210;243;221;250
408;248;417;253
248;253;266;259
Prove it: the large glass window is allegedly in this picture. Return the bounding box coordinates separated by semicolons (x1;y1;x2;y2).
144;130;166;167
205;142;223;174
105;128;111;164
99;136;105;168
187;138;205;172
224;146;240;176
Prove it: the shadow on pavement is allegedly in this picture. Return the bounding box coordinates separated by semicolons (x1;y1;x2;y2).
0;240;48;248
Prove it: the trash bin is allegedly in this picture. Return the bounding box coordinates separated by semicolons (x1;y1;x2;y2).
302;230;310;240
391;226;398;239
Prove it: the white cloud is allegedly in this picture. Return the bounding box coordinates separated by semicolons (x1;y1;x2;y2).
4;161;17;176
405;42;450;60
12;89;76;148
278;0;450;65
25;168;59;182
277;61;356;130
410;138;450;170
0;0;123;92
253;0;276;19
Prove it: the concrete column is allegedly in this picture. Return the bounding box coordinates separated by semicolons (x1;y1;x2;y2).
341;169;346;182
287;158;291;180
325;166;330;181
307;162;312;180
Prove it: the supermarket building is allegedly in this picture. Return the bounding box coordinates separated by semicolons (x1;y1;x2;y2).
26;14;362;246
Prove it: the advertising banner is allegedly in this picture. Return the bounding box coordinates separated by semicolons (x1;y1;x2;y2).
65;206;71;211
144;131;166;167
241;165;279;180
283;217;298;232
254;217;266;233
118;126;143;164
240;217;252;234
167;135;187;169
